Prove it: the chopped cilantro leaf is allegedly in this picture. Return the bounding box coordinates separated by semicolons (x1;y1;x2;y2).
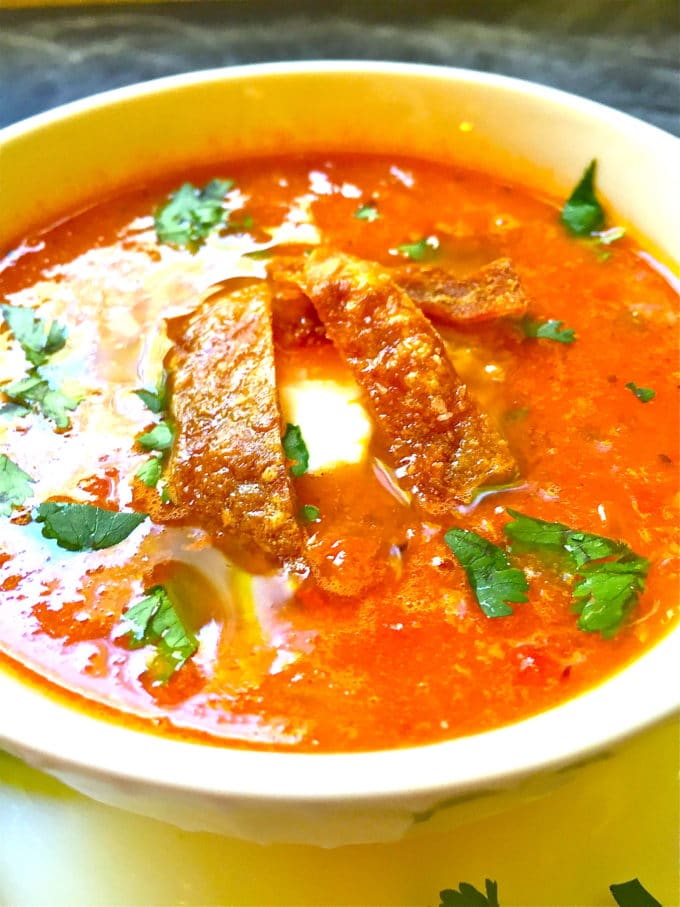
560;159;605;236
573;558;649;635
138;420;174;452
396;236;439;261
282;423;310;477
1;303;67;367
522;317;575;344
439;879;500;907
2;374;79;429
504;510;649;636
625;382;655;403
0;454;34;517
154;178;234;250
444;528;528;618
36;502;147;551
354;203;380;222
609;879;662;907
135;456;163;488
122;584;198;681
134;375;168;414
300;504;320;523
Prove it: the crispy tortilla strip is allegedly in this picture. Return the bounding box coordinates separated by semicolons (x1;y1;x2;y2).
299;251;517;510
271;280;328;347
268;256;527;346
167;282;303;564
395;257;527;324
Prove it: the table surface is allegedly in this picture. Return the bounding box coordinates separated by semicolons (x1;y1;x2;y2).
0;3;678;905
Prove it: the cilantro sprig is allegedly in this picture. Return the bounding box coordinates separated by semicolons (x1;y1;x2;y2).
609;879;663;907
1;304;79;429
134;375;168;414
396;236;439;261
138;420;174;452
134;374;174;500
439;879;499;907
560;159;605;236
282;423;310;477
0;454;34;517
625;382;655;403
300;504;320;523
1;304;67;367
354;203;381;222
121;584;198;681
504;510;649;637
521;317;575;344
135;456;163;488
436;878;660;907
154;179;234;250
444;528;528;618
36;502;147;551
2;374;79;429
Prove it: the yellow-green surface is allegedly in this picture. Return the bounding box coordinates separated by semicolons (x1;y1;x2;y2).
0;718;677;906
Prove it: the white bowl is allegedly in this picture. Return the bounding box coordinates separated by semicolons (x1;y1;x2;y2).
1;62;678;847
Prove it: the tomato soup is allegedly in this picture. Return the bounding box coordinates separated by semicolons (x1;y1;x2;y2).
0;154;677;752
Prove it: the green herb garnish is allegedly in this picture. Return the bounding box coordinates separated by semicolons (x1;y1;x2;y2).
396;236;439;261
134;375;168;414
609;879;663;907
439;879;500;907
154;179;234;250
521;317;576;344
0;454;34;516
2;374;79;429
354;203;380;222
625;382;655;403
1;304;68;367
36;502;147;551
504;510;649;636
138;420;174;452
300;504;320;523
436;877;661;907
135;456;163;488
282;423;310;477
444;528;529;618
560;159;605;236
122;585;198;681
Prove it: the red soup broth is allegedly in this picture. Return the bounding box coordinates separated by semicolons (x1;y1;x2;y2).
0;153;678;752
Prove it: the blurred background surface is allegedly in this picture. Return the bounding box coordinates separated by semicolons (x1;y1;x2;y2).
1;0;679;133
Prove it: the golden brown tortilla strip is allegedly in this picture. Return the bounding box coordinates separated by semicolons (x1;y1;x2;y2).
167;281;303;565
298;250;517;510
268;256;527;346
271;279;328;347
395;257;528;324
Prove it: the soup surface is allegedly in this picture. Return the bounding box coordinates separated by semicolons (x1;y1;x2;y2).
0;153;678;752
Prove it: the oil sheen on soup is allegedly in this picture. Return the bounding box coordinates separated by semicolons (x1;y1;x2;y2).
0;154;677;752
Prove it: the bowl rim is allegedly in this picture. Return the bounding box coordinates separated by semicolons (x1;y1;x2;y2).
3;59;679;146
1;60;678;808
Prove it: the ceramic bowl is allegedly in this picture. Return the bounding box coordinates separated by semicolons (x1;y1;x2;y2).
0;62;678;847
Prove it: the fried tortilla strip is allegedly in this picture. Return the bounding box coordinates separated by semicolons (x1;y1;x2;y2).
395;257;528;324
271;279;328;347
298;251;517;510
167;282;303;564
268;256;527;346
